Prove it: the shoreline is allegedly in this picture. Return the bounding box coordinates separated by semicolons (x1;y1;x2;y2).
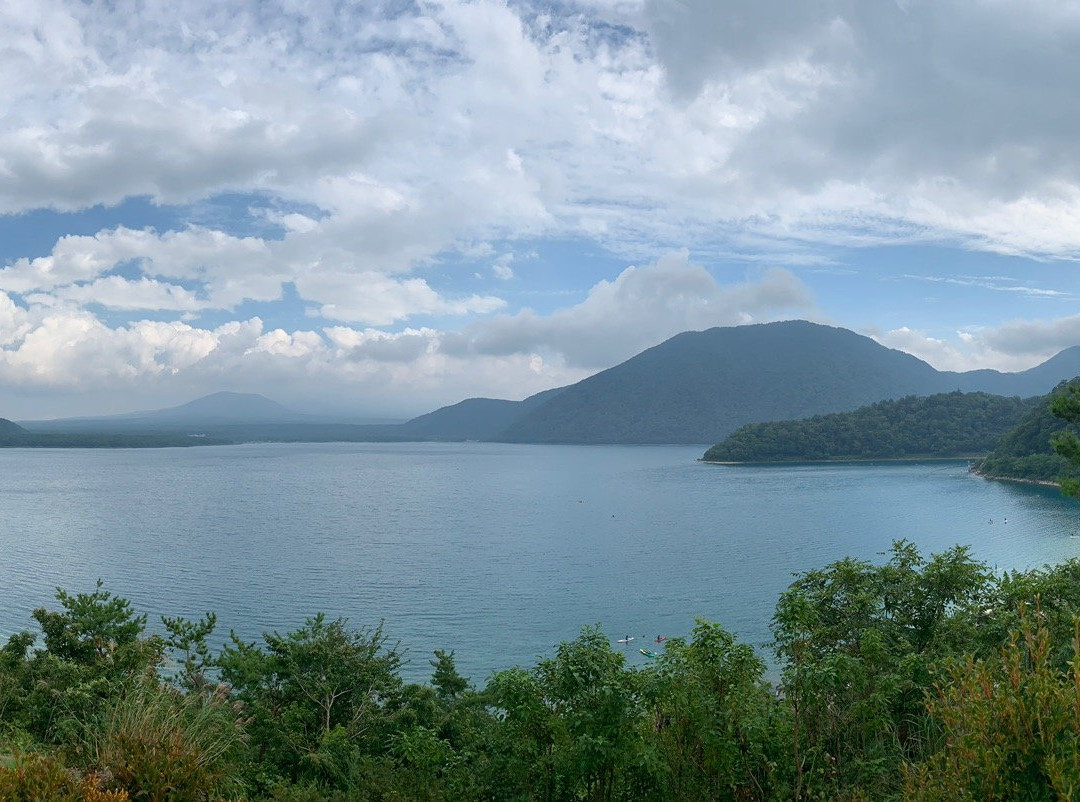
969;469;1060;488
700;456;1065;489
699;456;980;466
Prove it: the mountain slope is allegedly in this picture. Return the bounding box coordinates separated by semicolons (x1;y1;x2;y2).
396;387;564;441
948;347;1080;397
703;392;1037;462
501;321;952;444
501;321;1080;444
0;418;28;437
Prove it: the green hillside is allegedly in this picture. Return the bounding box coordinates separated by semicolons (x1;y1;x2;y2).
703;391;1036;462
973;379;1080;482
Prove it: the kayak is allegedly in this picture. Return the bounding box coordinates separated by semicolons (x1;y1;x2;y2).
616;637;635;644
655;636;667;643
639;649;660;659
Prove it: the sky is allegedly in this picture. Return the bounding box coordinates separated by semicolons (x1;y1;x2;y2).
3;0;1080;419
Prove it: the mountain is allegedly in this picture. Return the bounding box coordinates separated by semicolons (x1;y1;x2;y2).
22;392;312;433
500;321;1080;445
948;347;1080;396
0;418;28;437
16;322;1080;446
395;387;564;441
702;392;1037;462
973;380;1079;483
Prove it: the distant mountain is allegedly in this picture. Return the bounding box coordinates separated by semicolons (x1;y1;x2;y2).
703;392;1037;463
395;387;564;441
500;321;1080;444
0;418;27;437
973;380;1079;483
948;347;1080;396
22;392;312;433
128;391;302;425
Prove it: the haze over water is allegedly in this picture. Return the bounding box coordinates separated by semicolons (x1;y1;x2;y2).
2;443;1077;682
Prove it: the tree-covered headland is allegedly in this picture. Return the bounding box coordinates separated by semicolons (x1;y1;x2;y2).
971;380;1080;483
6;544;1080;800
703;391;1035;463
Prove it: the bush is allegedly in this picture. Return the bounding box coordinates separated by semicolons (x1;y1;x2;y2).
0;752;128;801
905;611;1080;801
79;679;245;801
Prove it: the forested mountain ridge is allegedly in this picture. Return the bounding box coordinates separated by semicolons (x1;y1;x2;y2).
703;391;1037;462
500;321;1080;444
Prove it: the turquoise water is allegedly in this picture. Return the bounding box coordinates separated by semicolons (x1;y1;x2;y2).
1;443;1078;682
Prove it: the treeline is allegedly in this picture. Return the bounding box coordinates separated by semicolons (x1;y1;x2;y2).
0;418;230;449
973;380;1080;482
703;391;1035;463
6;544;1080;799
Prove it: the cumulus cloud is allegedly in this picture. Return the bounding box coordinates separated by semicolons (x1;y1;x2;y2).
981;315;1080;359
872;313;1080;375
4;0;1080;262
0;224;504;326
0;251;816;416
454;250;816;368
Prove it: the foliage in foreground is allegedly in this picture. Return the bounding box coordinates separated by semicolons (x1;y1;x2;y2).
6;544;1080;799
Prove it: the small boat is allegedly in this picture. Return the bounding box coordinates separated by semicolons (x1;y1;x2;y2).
616;636;635;644
639;649;660;659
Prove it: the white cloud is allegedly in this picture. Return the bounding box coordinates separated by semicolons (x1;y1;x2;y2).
4;0;1079;264
37;276;209;311
0;251;815;415
459;250;816;368
0;224;506;325
872;313;1080;374
492;254;515;281
3;0;1080;414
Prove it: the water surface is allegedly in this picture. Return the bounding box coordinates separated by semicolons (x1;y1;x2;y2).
1;443;1077;681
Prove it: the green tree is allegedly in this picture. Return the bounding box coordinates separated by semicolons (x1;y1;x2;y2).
162;612;217;692
217;614;403;792
6;582;162;743
642;620;781;800
1051;382;1080;501
772;541;990;799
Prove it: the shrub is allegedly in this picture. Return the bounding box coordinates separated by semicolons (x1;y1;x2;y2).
80;679;245;801
0;752;128;801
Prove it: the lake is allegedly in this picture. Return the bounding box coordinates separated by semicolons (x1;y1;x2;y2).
1;442;1078;682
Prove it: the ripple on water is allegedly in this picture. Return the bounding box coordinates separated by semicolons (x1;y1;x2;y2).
1;444;1079;680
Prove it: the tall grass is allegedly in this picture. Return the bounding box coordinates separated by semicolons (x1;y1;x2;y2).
81;678;245;801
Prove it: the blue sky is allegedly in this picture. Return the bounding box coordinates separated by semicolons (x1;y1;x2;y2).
1;0;1079;418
